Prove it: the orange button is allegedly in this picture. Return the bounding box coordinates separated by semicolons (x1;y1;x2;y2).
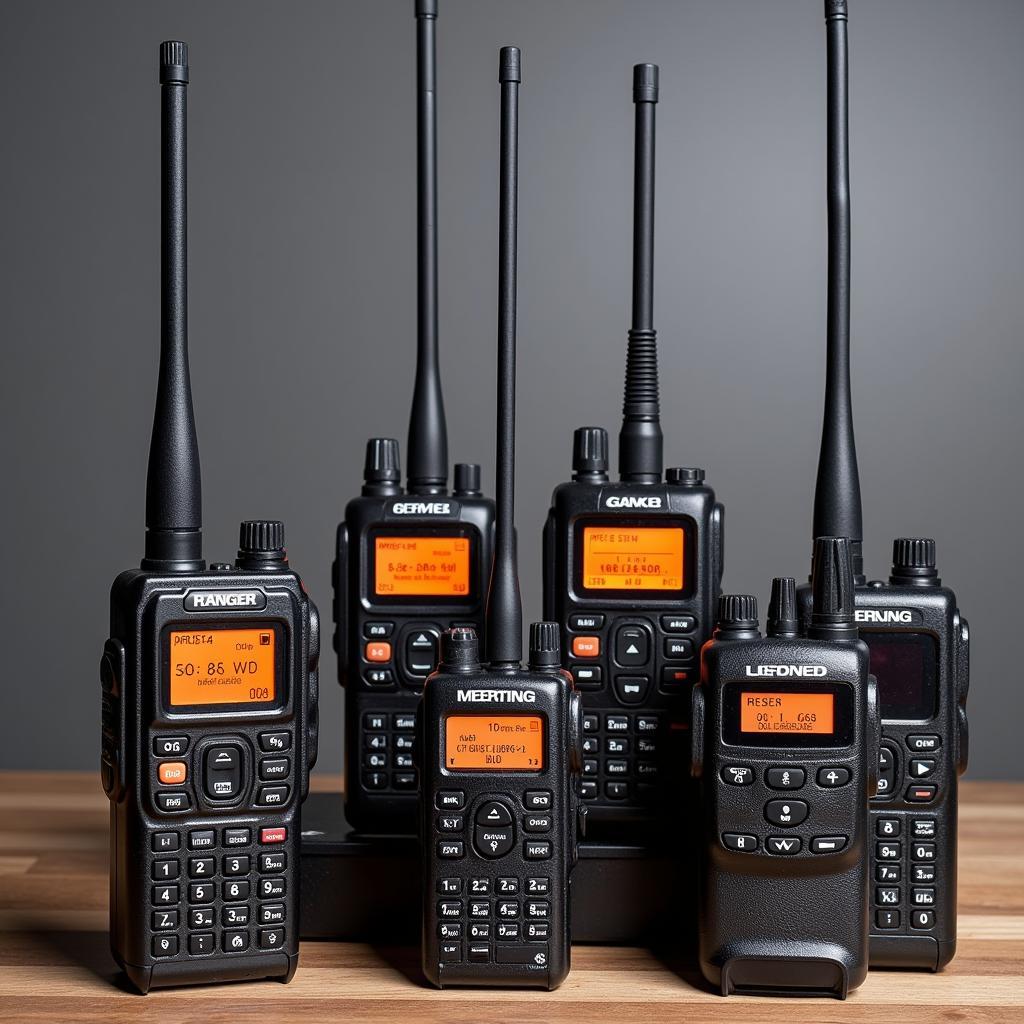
158;761;187;785
572;636;601;658
365;641;392;663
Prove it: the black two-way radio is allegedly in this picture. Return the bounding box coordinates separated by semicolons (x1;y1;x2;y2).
543;64;723;831
101;43;319;994
333;0;495;834
419;48;582;988
796;0;969;971
692;539;879;998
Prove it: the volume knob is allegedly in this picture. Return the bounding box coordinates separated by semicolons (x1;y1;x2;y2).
572;427;609;482
529;621;561;670
237;520;287;570
363;438;402;496
891;537;940;586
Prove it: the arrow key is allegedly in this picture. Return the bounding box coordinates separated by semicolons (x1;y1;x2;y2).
614;625;650;666
475;800;513;826
909;759;936;779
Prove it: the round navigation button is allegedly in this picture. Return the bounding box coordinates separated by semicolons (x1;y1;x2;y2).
475;800;513;827
474;825;515;858
764;799;809;827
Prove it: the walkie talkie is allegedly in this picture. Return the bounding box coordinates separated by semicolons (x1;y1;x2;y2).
796;0;969;970
419;47;582;988
692;539;879;998
543;64;723;831
334;0;495;834
101;43;319;994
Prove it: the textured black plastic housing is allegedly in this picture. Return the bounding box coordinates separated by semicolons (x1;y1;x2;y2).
543;477;723;830
418;661;580;988
796;576;969;969
333;493;494;833
692;629;876;997
103;565;319;992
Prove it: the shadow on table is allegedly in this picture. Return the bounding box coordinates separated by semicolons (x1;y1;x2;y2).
12;915;131;991
363;943;431;987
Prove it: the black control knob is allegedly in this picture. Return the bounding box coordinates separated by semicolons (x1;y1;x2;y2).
362;438;402;496
453;462;482;497
572;427;609;482
890;537;940;586
528;621;561;670
714;595;760;640
236;520;288;570
809;536;857;641
767;577;800;638
666;467;705;486
439;627;481;673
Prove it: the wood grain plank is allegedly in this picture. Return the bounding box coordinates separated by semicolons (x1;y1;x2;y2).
0;771;1020;1023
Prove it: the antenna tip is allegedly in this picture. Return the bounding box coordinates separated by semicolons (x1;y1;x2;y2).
499;46;521;84
415;0;438;18
159;41;189;84
825;0;848;20
633;63;659;103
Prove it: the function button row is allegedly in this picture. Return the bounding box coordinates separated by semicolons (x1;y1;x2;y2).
722;833;848;855
180;927;287;953
152;827;253;852
721;765;850;789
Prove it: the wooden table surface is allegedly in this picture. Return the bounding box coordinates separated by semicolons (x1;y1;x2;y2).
1;771;1021;1023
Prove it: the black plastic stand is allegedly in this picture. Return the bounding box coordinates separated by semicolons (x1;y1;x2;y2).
300;792;688;944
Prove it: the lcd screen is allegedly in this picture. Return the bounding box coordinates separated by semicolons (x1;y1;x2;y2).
739;691;835;735
374;535;472;597
580;526;685;592
169;628;276;706
723;681;854;748
862;631;939;721
444;715;544;770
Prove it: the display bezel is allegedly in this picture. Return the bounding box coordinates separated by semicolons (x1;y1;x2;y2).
366;524;478;606
160;621;287;717
722;680;855;748
572;515;695;601
442;712;546;773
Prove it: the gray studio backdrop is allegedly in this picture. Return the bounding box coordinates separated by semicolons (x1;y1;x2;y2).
1;0;1021;777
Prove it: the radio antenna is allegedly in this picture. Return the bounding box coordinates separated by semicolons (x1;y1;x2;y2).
485;46;523;669
812;1;864;581
406;0;448;495
143;41;203;571
618;63;662;483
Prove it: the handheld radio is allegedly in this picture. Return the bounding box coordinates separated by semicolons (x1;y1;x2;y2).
796;0;969;970
419;47;582;988
691;539;879;998
543;64;723;832
101;43;319;994
333;0;495;834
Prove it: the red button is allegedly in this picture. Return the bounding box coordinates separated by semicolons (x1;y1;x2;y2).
572;636;600;658
365;641;392;663
261;827;287;844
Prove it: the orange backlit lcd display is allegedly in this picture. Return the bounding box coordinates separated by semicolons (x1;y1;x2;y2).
169;628;276;706
739;692;834;735
375;536;471;596
445;716;545;771
581;526;684;591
